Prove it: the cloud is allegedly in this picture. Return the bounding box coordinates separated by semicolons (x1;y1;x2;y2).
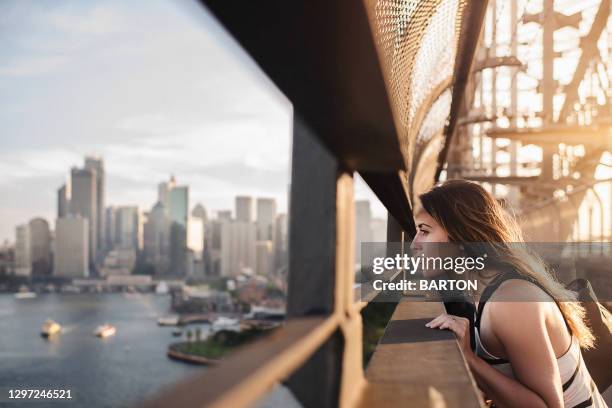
117;113;192;135
45;5;126;35
0;0;295;242
0;148;80;186
0;55;67;77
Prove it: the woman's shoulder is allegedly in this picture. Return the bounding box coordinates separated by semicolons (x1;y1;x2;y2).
488;275;554;303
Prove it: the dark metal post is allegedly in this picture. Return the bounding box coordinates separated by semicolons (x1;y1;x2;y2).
286;115;345;408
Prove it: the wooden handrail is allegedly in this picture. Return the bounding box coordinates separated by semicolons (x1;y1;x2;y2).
361;299;485;407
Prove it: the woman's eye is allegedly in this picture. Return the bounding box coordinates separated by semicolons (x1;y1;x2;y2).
419;229;429;235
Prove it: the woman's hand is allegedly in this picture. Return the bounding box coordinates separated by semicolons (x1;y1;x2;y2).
426;313;474;361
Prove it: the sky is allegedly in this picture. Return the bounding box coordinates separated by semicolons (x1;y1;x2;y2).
0;0;385;243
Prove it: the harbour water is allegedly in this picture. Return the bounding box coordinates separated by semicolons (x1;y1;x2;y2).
0;293;204;407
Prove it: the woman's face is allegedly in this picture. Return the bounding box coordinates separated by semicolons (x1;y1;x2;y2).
410;209;449;247
410;209;450;278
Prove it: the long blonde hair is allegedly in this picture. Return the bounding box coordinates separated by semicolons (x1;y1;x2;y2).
419;179;594;348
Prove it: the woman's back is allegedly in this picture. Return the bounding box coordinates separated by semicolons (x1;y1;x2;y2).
476;275;608;407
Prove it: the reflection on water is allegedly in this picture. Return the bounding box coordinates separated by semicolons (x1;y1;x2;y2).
0;294;204;407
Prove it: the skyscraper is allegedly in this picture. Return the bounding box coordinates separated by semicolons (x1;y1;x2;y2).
70;167;97;266
217;210;232;221
220;220;256;277
168;186;188;227
14;224;31;277
256;198;277;240
274;213;288;273
54;216;88;278
143;176;190;276
355;200;373;263
115;206;141;250
57;183;70;218
192;203;207;222
85;156;105;256
105;206;116;250
256;240;274;276
203;218;223;277
190;204;207;260
28;218;52;277
235;196;253;222
143;201;170;275
157;176;176;208
168;184;188;276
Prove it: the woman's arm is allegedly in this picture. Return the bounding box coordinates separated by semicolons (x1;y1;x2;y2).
427;301;564;408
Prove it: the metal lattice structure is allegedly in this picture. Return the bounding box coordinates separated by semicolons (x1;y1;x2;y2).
444;0;611;245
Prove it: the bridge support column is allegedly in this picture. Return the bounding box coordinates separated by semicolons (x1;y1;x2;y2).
286;115;362;408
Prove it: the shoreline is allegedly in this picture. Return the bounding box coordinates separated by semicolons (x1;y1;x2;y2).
167;344;219;366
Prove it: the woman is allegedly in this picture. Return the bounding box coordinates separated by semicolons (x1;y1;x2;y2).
412;180;607;408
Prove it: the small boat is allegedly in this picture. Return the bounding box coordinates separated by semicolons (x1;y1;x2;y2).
155;281;169;295
41;319;62;337
94;324;117;338
15;286;36;299
211;316;240;333
157;316;179;326
171;328;183;337
15;291;37;299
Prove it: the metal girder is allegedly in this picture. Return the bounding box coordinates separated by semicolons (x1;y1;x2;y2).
436;1;490;181
472;55;523;72
558;0;610;122
457;114;496;126
487;125;612;147
461;175;539;184
523;11;581;30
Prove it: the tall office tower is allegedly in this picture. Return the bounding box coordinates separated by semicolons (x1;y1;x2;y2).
54;216;89;278
84;157;105;256
192;203;207;222
203;218;224;277
256;198;277;240
115;206;141;250
0;240;15;275
70;167;97;266
168;185;188;276
157;175;176;208
217;210;232;221
235;196;253;222
355;200;373;263
191;203;207;258
371;217;388;242
142;202;170;275
220;220;256;277
57;183;70;218
256;240;274;276
168;186;188;227
14;224;31;277
28;218;52;277
105;206;116;250
274;213;288;272
187;217;204;259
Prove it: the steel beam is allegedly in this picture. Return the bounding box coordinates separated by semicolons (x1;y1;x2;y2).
286;116;346;408
435;1;489;180
558;0;610;122
487;125;612;146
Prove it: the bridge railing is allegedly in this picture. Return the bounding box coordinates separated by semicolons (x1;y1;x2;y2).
142;1;488;407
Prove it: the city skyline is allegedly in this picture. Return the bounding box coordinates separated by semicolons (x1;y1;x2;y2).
0;0;385;243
